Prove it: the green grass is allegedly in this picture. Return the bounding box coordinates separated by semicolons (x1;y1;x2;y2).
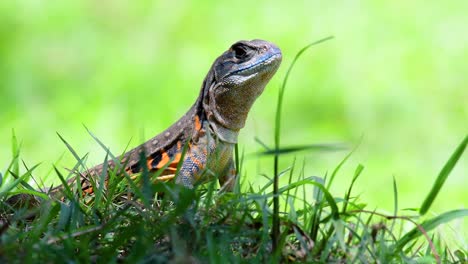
1;43;467;263
1;134;467;263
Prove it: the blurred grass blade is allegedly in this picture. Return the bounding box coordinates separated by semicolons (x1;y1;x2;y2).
9;189;49;200
395;209;468;251
392;176;398;216
326;137;361;189
312;176;325;202
94;154;109;205
57;132;88;171
332;219;346;250
419;135;468;215
390;175;399;232
53;166;75;201
284;157;296;212
1;157;20;187
254;143;345;156
11;129;20;178
0;164;40;198
259;167;291;193
254;137;271;151
84;126;118;162
20;160;41;190
342;164;363;213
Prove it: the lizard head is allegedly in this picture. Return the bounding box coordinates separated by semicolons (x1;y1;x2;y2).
203;39;282;136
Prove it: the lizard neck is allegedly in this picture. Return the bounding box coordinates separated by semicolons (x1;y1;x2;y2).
196;69;240;144
207;119;239;144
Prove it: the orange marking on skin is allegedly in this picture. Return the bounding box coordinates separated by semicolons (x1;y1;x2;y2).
83;186;93;195
194;115;202;131
169;153;182;168
190;154;203;169
155;150;170;169
168;161;179;169
146;158;154;170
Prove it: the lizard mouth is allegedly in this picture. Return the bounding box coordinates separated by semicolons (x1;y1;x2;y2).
230;49;282;77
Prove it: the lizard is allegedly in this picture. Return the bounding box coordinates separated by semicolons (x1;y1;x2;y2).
39;39;282;200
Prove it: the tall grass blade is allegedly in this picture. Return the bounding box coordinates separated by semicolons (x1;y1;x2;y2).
342;164;363;213
272;36;334;253
390;175;399;233
420;135;468;215
11;129;20;179
284;157;296;212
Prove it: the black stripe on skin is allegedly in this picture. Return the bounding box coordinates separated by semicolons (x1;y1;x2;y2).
150;150;163;169
130;163;141;174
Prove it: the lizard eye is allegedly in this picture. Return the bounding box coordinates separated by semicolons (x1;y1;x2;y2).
231;44;248;59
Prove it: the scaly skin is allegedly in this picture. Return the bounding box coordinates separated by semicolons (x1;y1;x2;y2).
46;39;282;199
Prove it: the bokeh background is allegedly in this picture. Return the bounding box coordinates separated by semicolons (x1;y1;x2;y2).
1;1;466;218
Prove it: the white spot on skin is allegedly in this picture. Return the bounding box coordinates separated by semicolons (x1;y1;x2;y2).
165;132;171;137
152;139;159;145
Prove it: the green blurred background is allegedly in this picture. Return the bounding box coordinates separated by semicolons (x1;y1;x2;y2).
1;1;466;217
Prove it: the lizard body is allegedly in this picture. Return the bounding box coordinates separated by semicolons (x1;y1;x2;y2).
48;39;282;198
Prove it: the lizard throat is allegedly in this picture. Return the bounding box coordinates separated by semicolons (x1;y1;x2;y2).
207;119;239;144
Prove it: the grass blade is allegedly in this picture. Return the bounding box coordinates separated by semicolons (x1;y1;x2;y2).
395;209;468;252
254;143;345;156
270;177;340;220
326;137;361;189
0;164;41;199
342;164;364;214
420;135;468;215
272;36;334;253
57;132;88;172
